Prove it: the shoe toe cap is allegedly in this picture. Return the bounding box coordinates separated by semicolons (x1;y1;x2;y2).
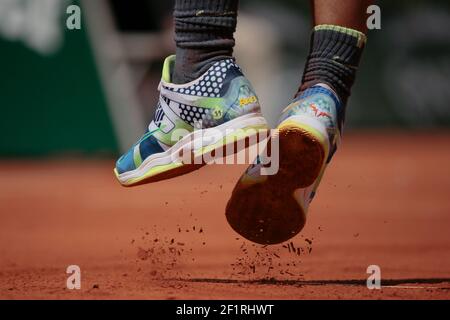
115;148;136;175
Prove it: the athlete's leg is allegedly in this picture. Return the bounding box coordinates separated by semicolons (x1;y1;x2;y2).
172;0;239;84
226;0;373;244
298;0;372;105
311;0;371;33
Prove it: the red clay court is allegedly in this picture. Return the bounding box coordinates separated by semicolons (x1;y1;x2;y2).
1;133;449;299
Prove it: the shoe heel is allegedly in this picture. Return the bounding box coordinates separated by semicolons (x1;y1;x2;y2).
276;117;329;188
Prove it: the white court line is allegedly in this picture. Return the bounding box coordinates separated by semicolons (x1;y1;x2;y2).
382;285;450;290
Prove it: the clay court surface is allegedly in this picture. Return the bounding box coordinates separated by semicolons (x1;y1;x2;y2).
1;132;449;299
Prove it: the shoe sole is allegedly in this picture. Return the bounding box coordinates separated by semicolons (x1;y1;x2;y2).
115;113;268;187
225;116;328;244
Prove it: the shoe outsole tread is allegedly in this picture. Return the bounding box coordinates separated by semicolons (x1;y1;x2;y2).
226;124;325;244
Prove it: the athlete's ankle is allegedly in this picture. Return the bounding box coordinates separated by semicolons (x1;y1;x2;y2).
297;24;367;107
173;49;234;84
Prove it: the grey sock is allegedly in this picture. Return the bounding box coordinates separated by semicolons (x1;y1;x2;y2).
172;0;239;84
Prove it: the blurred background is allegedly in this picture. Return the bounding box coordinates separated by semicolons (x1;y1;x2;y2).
1;0;449;156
